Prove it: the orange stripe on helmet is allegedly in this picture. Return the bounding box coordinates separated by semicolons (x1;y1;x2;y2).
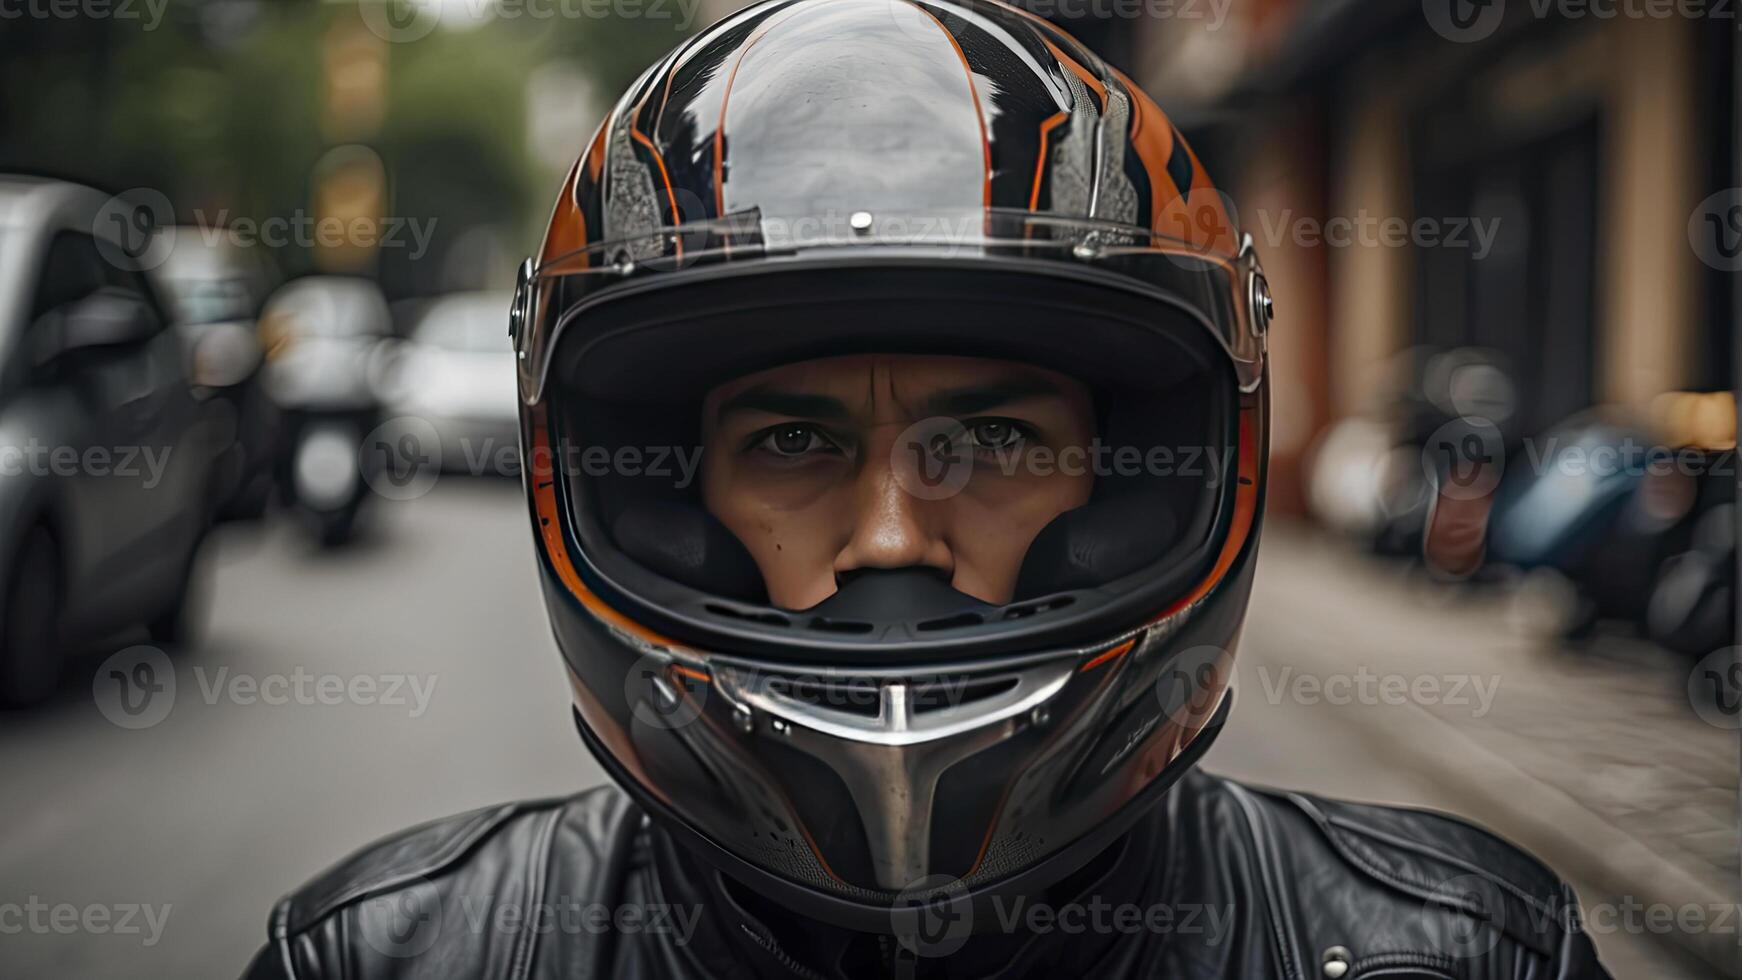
1079;637;1135;673
1152;396;1262;624
529;408;681;648
1030;110;1070;211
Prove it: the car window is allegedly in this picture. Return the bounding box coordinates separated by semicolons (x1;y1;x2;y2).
29;231;105;323
413;294;512;352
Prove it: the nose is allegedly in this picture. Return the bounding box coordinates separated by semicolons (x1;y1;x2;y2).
831;448;955;581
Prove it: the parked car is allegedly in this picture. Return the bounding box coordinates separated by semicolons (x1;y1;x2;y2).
376;291;518;475
151;225;281;520
0;177;225;705
258;275;391;545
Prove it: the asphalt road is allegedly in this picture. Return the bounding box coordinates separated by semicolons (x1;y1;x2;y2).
0;479;1703;978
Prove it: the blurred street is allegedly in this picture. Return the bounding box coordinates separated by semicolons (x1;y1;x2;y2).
0;480;1722;979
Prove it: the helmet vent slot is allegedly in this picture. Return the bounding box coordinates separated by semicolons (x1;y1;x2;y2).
765;676;881;717
705;603;791;627
1001;596;1076;621
804;617;875;634
912;675;1018;714
917;612;985;631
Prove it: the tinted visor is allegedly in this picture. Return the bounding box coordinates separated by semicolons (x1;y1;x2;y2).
522;212;1260;665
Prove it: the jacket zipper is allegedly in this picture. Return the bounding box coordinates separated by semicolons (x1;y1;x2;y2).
738;921;832;980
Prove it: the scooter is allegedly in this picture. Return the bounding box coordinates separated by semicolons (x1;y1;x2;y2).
258;276;392;546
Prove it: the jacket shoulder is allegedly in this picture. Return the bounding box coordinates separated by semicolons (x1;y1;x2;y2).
246;784;644;979
1179;771;1607;977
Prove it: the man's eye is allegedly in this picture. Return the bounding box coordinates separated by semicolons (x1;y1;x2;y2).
965;419;1028;452
756;424;833;457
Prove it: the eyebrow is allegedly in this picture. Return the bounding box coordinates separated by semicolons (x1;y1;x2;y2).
918;374;1066;417
715;385;853;421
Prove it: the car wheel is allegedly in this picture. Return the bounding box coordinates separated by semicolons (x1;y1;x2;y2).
147;528;210;649
0;528;63;707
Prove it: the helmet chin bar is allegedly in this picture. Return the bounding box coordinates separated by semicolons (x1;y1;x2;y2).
572;690;1233;935
708;643;1078;891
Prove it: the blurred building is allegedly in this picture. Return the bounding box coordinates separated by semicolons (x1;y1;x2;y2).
1124;2;1737;514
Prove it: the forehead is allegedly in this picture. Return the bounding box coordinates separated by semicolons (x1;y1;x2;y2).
704;353;1083;408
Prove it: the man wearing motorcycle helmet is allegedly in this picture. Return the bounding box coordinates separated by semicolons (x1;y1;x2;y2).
245;1;1608;976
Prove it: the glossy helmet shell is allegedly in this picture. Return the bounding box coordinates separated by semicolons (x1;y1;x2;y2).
514;0;1271;934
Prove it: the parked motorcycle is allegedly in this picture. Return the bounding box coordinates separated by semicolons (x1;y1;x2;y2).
258;276;391;546
1485;407;1725;640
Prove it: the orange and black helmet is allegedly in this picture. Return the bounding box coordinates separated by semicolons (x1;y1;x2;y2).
511;0;1272;935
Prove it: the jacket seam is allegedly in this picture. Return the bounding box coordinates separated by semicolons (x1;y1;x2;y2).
1225;779;1303;980
509;805;564;980
1319;806;1557;916
271;898;300;980
1287;796;1560;959
289;803;528;934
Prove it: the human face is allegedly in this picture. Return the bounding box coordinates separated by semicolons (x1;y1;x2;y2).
701;354;1097;609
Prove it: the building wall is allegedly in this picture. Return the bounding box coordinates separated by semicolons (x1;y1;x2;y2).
1599;16;1700;408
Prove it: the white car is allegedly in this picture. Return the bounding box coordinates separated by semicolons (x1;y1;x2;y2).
379;291;519;476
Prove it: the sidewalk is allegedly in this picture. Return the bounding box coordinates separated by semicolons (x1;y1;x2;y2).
1238;523;1739;977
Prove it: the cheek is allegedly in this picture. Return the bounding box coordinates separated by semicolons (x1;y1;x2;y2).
703;459;852;610
949;470;1093;600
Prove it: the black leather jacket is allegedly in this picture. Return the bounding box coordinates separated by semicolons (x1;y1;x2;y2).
243;770;1609;979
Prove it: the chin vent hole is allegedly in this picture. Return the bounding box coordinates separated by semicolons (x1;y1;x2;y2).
765;676;882;717
912;675;1018;713
917;612;985;632
1002;595;1076;620
705;604;791;627
804;617;875;634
